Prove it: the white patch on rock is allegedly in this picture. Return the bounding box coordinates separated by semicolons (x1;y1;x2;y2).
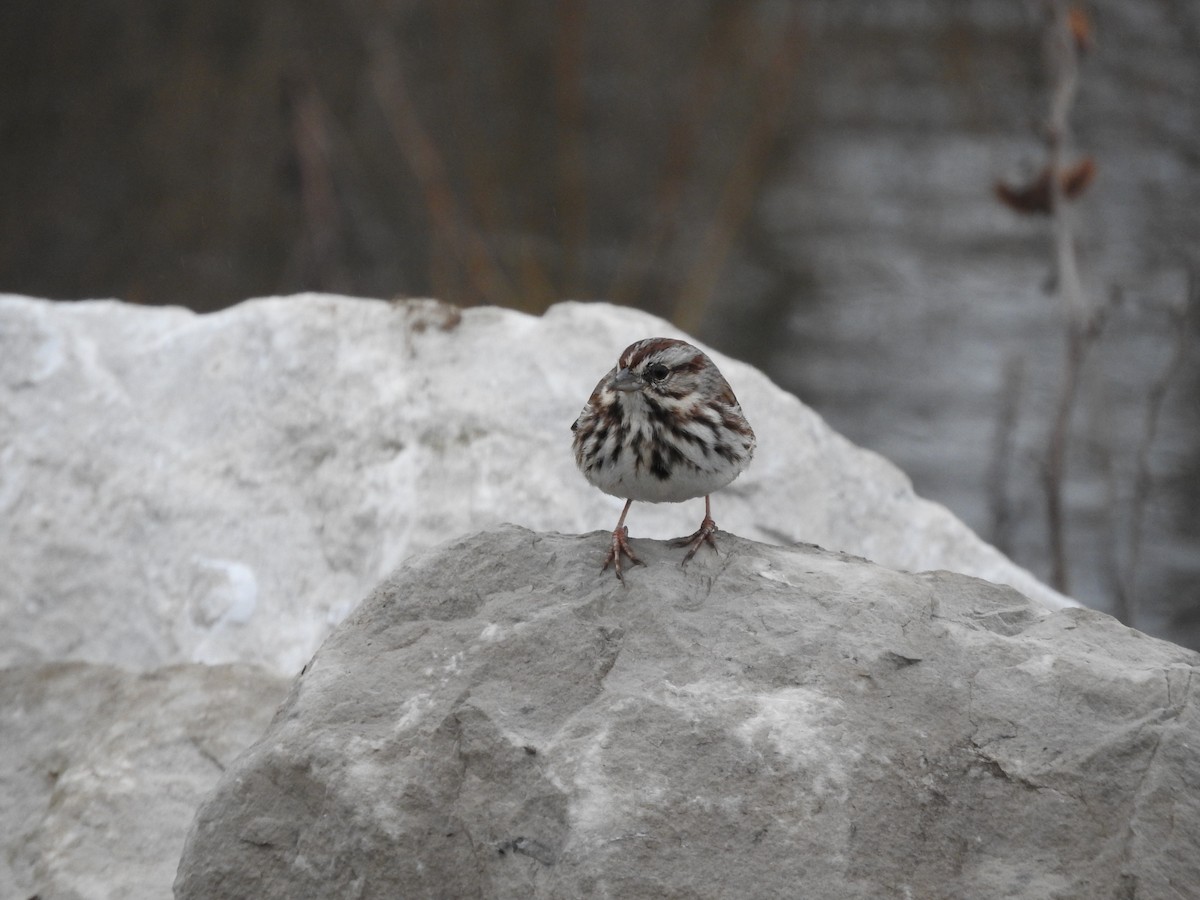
737;688;858;785
192;558;258;625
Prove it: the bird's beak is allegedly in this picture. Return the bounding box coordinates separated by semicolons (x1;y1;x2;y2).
609;368;642;392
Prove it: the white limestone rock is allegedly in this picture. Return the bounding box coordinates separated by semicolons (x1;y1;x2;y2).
0;293;1071;676
174;526;1200;900
0;662;289;900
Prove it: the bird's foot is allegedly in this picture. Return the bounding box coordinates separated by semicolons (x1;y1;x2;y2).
602;525;644;585
670;515;719;566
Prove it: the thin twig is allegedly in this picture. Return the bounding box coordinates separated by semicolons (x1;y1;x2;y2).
1039;0;1093;593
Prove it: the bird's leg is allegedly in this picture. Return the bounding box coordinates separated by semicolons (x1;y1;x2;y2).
602;498;644;584
670;494;720;565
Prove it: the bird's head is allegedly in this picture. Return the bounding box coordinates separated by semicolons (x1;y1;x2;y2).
607;337;712;402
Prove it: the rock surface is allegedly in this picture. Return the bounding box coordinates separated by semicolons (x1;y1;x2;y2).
1;662;289;900
175;526;1199;900
1;293;1071;677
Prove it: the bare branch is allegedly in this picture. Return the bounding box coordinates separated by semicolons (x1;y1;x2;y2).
1038;0;1098;594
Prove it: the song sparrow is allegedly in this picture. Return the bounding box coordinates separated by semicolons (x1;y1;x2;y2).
571;337;756;582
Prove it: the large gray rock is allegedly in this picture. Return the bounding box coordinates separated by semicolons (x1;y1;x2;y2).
0;663;289;900
175;526;1199;900
0;293;1071;677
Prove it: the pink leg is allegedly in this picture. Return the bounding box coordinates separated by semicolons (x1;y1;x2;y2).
602;498;644;584
670;494;719;565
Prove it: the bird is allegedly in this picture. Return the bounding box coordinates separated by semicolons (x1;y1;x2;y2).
571;337;756;583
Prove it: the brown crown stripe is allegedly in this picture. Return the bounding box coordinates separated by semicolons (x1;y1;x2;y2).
620;337;697;370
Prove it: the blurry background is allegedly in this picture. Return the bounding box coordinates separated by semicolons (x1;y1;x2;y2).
2;0;1197;647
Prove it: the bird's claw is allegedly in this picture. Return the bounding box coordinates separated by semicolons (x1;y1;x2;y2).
670;516;719;566
602;525;644;585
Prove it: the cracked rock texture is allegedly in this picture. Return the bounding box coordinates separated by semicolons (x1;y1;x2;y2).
175;527;1200;900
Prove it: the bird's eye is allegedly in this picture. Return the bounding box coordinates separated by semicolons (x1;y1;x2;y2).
647;363;670;382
